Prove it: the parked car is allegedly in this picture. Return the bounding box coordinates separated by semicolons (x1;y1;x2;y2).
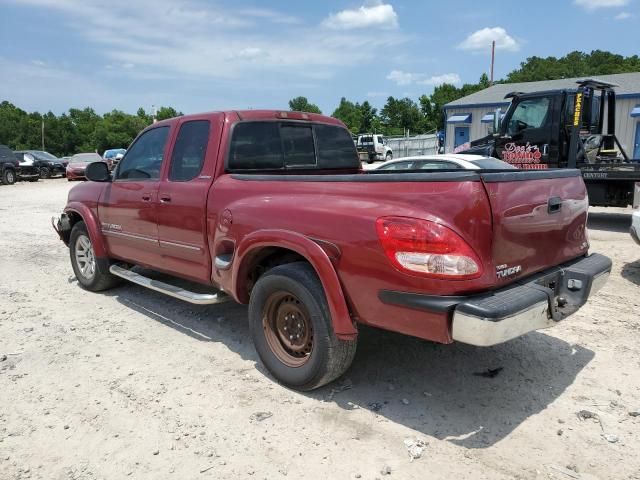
15;151;40;182
103;148;126;170
14;150;66;178
0;145;20;185
356;134;392;163
376;154;516;171
66;153;104;181
53;110;611;391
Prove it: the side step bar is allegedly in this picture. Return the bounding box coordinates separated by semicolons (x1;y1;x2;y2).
109;264;229;305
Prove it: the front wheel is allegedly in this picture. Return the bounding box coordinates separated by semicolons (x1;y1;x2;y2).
1;168;16;185
249;262;357;391
385;152;393;161
69;222;120;292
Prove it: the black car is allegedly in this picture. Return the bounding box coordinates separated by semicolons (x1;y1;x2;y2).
0;145;19;185
15;150;66;178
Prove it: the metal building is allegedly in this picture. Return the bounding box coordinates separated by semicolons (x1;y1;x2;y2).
443;72;640;158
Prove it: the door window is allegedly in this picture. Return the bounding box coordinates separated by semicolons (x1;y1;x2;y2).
507;98;550;135
116;126;169;180
168;120;210;181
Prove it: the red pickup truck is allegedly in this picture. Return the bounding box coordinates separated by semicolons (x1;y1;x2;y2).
53;110;611;391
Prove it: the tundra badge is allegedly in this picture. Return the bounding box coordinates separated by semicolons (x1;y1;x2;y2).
496;264;522;279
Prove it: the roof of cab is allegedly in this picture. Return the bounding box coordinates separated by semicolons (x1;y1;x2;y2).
152;110;345;128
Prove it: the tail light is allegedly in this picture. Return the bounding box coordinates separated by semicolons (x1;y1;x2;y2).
376;216;482;279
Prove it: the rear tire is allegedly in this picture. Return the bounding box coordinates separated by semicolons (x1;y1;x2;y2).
39;166;51;179
1;168;16;185
69;222;120;292
249;262;357;391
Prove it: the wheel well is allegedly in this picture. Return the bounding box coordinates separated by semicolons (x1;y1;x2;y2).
240;247;307;302
60;211;83;244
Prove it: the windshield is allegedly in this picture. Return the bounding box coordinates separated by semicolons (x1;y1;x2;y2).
70;153;101;163
471;158;517;169
507;98;550;135
104;149;126;158
31;151;58;160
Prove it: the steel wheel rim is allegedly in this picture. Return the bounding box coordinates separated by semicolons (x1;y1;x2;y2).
262;292;313;368
7;171;15;183
75;234;96;280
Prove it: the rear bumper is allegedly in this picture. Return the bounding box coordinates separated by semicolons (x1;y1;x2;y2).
379;253;611;347
631;211;640;246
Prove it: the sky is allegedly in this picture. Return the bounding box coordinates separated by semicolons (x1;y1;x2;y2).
0;0;638;116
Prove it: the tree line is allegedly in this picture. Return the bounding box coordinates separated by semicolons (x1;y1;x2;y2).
1;50;638;156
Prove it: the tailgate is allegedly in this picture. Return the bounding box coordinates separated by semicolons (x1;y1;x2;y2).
481;170;589;282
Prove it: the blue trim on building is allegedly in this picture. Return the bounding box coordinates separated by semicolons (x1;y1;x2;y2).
444;101;511;111
617;93;640;99
447;113;472;124
631;105;640;118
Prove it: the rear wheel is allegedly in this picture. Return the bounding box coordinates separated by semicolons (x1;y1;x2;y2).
39;166;51;179
249;262;357;391
69;222;120;291
1;168;16;185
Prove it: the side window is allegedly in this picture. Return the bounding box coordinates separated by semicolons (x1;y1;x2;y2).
281;125;315;167
117;127;169;180
507;98;550;135
228;122;283;171
315;124;359;169
168;120;210;181
377;136;385;144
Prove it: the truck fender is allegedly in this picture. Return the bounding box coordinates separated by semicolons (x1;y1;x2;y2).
232;229;357;339
64;202;108;258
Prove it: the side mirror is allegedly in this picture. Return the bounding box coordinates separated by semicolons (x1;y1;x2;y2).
493;109;501;135
86;161;111;182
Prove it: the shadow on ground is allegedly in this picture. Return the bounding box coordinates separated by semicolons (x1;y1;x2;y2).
587;211;631;233
621;260;640;286
101;270;593;450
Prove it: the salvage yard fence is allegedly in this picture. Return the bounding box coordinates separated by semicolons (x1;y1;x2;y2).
386;134;439;158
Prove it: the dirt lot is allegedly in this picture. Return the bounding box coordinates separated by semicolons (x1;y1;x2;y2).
1;179;639;480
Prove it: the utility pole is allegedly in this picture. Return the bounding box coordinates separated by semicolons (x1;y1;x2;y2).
489;40;496;87
41;120;45;150
152;104;157;124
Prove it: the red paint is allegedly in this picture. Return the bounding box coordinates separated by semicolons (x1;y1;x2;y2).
60;110;590;344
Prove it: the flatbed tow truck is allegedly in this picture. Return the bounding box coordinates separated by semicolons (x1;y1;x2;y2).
463;79;640;207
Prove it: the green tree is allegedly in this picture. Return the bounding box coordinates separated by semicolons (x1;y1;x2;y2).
358;101;377;133
331;97;361;132
288;96;322;114
380;97;422;135
155;106;182;121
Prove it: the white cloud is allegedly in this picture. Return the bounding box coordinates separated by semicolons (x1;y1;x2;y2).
6;0;407;83
322;3;398;30
458;27;519;52
614;11;632;18
387;70;461;87
575;0;630;10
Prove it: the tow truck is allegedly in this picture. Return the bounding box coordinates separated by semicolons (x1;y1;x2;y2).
463;79;640;207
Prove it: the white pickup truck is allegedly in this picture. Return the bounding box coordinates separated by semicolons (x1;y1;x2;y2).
356;134;393;163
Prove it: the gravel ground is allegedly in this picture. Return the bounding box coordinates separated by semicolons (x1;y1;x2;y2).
1;179;639;480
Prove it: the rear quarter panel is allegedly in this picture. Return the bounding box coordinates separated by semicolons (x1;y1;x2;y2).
207;175;495;343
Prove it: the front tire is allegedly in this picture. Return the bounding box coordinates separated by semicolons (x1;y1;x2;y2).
385;152;392;161
249;262;357;391
1;168;16;185
69;222;119;292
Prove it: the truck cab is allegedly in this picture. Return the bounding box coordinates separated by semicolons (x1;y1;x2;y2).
464;79;640;206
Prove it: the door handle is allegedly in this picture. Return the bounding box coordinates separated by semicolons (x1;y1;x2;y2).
141;193;151;201
548;196;562;214
160;195;171;203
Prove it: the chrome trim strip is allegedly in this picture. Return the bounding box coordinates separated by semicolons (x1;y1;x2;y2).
109;264;229;305
102;229;157;244
159;240;202;252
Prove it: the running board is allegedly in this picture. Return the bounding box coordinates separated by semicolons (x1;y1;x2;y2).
109;264;229;305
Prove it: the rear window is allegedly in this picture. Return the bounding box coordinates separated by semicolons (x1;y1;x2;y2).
228;122;358;172
0;146;17;161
